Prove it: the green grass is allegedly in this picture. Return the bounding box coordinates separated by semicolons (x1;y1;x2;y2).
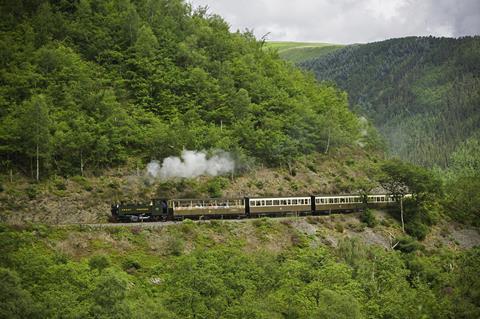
265;41;345;64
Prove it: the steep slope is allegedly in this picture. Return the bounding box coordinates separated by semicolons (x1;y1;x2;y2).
1;217;479;318
265;41;344;63
300;36;480;167
0;0;365;180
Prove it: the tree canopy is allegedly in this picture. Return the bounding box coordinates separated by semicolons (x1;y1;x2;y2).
0;0;365;178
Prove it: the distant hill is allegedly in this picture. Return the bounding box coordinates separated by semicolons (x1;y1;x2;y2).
265;41;344;64
300;36;480;167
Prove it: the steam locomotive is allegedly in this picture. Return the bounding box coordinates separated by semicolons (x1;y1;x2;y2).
111;194;406;222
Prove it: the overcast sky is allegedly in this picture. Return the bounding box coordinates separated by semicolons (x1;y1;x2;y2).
189;0;480;44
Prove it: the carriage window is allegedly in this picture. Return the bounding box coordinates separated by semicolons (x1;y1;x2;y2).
281;200;287;205
340;198;345;203
334;198;338;203
299;199;304;205
328;198;333;204
266;200;272;206
292;199;297;205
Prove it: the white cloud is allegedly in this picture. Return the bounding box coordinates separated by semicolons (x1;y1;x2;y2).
189;0;480;44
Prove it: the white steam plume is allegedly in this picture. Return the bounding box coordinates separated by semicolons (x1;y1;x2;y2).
147;150;235;179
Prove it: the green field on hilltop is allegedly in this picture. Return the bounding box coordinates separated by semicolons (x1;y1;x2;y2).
265;41;344;63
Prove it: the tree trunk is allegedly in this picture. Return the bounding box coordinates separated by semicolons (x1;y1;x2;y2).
324;127;331;154
400;196;405;233
36;143;39;182
80;150;84;177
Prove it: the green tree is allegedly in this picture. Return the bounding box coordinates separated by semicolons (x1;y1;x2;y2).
379;160;411;232
379;159;441;233
91;271;131;319
17;95;51;181
135;24;159;58
0;267;39;319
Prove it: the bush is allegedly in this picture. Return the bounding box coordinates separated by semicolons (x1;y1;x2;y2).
289;181;299;191
252;217;272;229
53;178;67;191
307;163;317;173
405;221;429;240
26;185;38;199
165;235;184;256
122;259;141;272
335;223;344;233
394;236;423;253
360;209;377;227
380;218;392;227
180;219;196;234
291;232;308;248
207;177;229;198
89;255;110;272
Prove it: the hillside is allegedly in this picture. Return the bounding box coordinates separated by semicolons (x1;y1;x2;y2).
265;41;344;63
0;0;365;182
0;147;383;224
300;36;480;167
0;3;479;318
1;215;479;318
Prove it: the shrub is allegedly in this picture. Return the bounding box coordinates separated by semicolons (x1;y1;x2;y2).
165;236;184;256
130;226;142;235
253;217;272;229
122;259;141;272
360;209;377;227
291;232;308;248
89;255;110;272
180;219;196;234
334;223;344;233
348;222;366;232
207;177;229;198
406;221;429;240
289;181;299;191
54;178;67;191
307;163;317;173
255;180;264;190
394;236;423;253
380;219;392;227
26;185;38;199
108;181;120;189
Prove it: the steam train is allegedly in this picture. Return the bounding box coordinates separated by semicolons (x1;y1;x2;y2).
111;194;406;222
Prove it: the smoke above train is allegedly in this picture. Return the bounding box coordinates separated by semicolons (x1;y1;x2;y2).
147;149;235;179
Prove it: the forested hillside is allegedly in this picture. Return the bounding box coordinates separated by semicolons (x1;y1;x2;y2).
0;0;364;180
300;36;480;167
1;216;480;318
